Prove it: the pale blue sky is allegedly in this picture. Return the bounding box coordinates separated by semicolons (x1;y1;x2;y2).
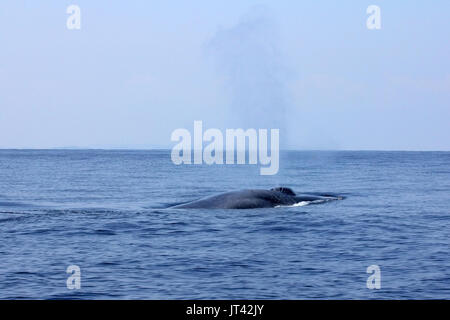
0;1;449;150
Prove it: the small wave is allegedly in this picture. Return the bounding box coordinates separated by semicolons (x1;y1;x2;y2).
0;201;32;207
94;229;116;236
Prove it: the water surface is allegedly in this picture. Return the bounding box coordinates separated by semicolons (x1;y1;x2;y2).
0;150;449;299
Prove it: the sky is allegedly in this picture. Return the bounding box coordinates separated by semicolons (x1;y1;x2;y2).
0;0;449;150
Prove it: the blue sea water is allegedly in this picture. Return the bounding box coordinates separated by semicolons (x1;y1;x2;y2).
0;150;449;299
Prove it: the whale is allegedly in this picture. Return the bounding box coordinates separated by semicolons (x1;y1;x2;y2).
169;187;344;209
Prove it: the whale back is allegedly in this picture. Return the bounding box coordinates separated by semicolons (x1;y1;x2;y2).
170;187;344;209
270;187;296;196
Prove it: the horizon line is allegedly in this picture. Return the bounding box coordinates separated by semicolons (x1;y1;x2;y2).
0;148;449;152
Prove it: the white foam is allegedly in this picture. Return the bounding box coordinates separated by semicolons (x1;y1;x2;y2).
275;201;310;208
292;201;311;207
275;199;329;208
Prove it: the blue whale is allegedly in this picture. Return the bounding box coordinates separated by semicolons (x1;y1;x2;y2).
170;187;344;209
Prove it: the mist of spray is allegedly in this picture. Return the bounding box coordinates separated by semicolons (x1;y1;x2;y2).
206;7;292;180
206;8;290;134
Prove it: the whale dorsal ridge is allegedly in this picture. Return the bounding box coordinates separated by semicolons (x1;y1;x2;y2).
270;187;296;196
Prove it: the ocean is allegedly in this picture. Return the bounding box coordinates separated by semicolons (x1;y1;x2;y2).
0;150;449;299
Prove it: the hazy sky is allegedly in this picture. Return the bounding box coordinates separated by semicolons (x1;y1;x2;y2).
0;1;449;150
